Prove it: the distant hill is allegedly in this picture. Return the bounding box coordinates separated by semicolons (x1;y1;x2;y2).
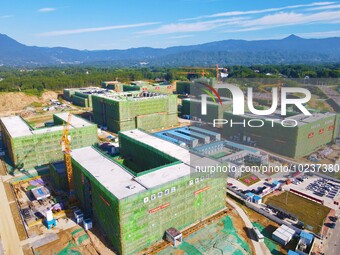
0;33;340;67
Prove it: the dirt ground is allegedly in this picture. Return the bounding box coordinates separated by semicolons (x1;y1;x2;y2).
239;203;292;254
35;226;98;255
0;180;24;255
0;91;58;116
228;208;256;255
87;227;117;255
2;180;28;241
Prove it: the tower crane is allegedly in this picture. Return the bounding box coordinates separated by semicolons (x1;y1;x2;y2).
61;111;74;194
179;65;223;81
257;80;281;104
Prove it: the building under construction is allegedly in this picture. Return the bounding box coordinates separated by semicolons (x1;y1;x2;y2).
71;129;226;255
92;91;178;133
181;97;232;123
63;87;110;108
0;113;98;169
222;112;339;158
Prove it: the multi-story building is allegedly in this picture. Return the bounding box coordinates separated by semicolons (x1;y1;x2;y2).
0;112;97;169
71;129;226;255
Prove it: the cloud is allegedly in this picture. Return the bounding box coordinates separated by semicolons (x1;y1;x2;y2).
306;3;340;10
137;17;247;35
241;10;340;27
37;22;159;37
38;8;57;13
221;10;340;33
168;34;193;39
297;30;340;37
180;2;335;21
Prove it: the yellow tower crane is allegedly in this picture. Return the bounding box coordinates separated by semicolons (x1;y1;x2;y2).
61;111;74;194
179;65;222;81
257;80;281;103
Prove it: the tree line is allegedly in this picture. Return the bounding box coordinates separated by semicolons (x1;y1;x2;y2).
0;64;338;96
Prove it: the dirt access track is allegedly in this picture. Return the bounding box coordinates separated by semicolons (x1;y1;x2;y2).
0;91;58;116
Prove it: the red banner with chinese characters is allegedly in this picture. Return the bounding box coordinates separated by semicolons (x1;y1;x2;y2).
194;186;210;195
149;202;170;214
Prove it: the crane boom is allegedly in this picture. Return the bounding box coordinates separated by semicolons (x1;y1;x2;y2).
61;111;74;194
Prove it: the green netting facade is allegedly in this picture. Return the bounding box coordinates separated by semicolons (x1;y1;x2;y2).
222;112;338;158
0;115;98;169
122;85;141;92
119;132;180;174
63;89;95;108
146;85;173;94
63;89;75;101
71;95;89;108
49;162;68;190
102;82;124;92
92;94;178;133
182;99;231;123
72;156;226;255
176;81;191;94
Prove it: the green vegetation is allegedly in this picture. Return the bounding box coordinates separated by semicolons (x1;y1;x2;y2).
159;216;251;255
30;102;44;107
210;151;228;159
238;173;260;186
266;192;330;233
252;222;284;255
0;64;339;94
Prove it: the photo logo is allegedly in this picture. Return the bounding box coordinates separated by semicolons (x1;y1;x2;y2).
200;83;312;116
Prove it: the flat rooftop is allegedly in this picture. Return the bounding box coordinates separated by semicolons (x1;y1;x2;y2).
229;112;337;126
134;163;191;189
64;86;102;92
54;112;94;128
71;146;197;199
71;147;146;200
93;91;169;102
120;129;192;164
0;112;94;138
0;116;32;137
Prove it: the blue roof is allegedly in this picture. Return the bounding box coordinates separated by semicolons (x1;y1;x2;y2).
253;195;262;200
176;129;208;140
224;141;258;154
246;192;255;197
288;251;299;255
300;231;314;241
272;181;280;185
189;126;220;136
165;130;196;141
194;141;224;151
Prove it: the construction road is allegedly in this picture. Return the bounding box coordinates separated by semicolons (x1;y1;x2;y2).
0;158;23;255
324;211;340;255
227;198;271;255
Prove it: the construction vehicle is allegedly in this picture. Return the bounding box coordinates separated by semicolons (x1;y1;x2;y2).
61;111;74;195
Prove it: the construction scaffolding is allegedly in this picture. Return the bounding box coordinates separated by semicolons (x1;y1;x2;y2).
49;161;68;190
92;92;178;133
0;113;98;169
222;112;338;158
71;137;226;255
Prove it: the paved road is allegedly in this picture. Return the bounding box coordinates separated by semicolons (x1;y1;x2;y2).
0;240;4;255
227;198;271;255
324;213;340;255
0;177;23;255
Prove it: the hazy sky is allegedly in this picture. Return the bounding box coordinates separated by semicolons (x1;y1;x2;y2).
1;0;340;50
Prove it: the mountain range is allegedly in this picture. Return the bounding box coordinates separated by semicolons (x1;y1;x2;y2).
0;34;340;67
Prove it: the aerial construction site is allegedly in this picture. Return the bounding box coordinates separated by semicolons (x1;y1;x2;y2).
0;76;339;255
